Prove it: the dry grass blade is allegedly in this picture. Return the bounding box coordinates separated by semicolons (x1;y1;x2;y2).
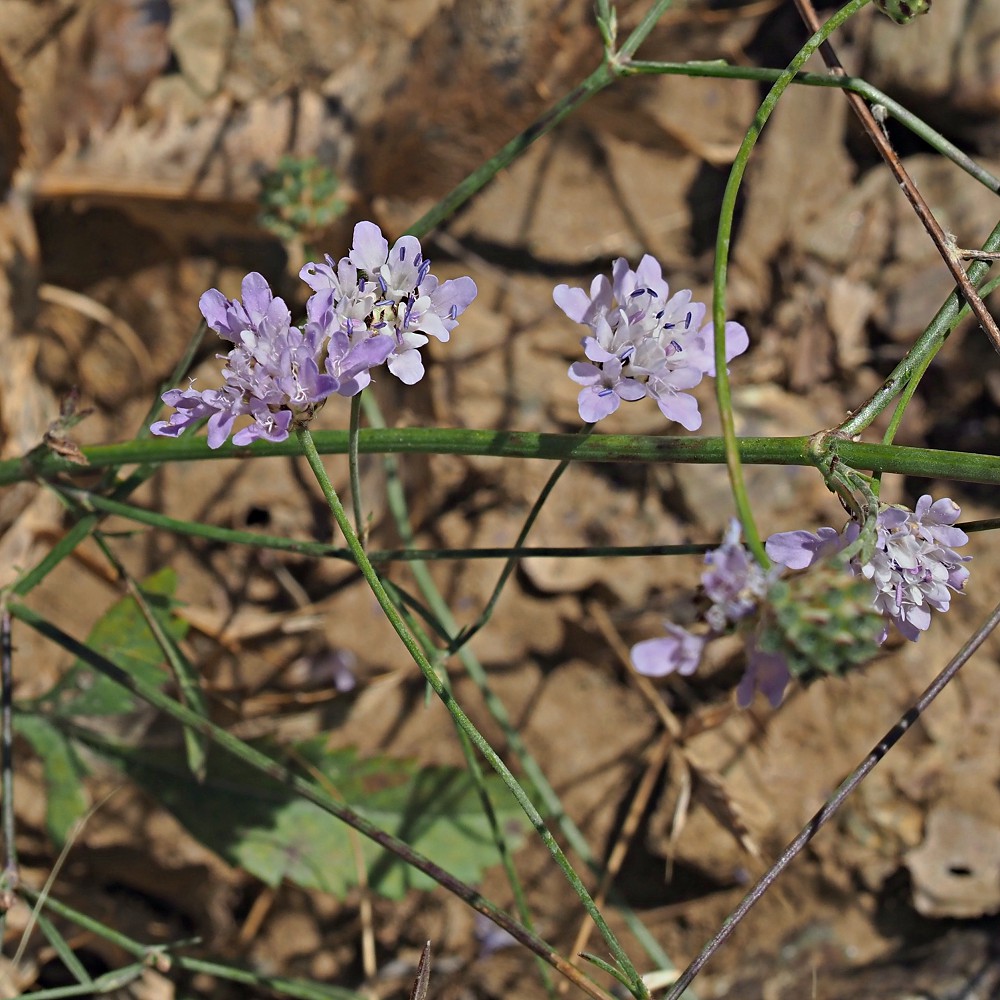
685;756;761;861
408;941;432;1000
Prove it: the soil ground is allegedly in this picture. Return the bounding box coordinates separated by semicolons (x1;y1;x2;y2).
1;2;1000;998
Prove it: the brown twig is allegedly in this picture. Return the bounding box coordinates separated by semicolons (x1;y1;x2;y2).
791;0;1000;355
662;595;1000;1000
0;609;16;913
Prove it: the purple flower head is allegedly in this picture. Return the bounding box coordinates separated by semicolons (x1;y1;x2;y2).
631;521;787;704
302;221;477;385
631;624;707;678
766;495;970;643
555;254;749;425
702;519;771;630
154;223;478;445
154;273;343;448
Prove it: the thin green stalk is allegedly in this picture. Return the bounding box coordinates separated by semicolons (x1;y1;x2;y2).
614;0;674;63
32;909;94;987
1;609;15;921
9;964;146;998
54;489;716;563
349;394;365;539
711;0;872;565
47;490;210;777
839;240;1000;437
387;568;555;998
872;345;940;501
359;528;550;996
21;887;365;1000
623;62;999;194
362;396;678;975
8;602;616;1000
294;427;645;997
449;426;592;655
10;433;190;598
12;431;1000;486
405;0;674;238
872;275;1000;495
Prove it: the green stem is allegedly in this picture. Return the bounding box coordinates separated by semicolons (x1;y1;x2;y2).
356;402;546;987
894;277;1000;436
840;266;1000;437
348;394;365;540
711;0;873;565
21;886;367;1000
294;428;645;997
622;62;998;193
56;487;718;563
361;397;678;974
404;0;674;238
12;432;1000;486
449;425;592;655
615;0;675;62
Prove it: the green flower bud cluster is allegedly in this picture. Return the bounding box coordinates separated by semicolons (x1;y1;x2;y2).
873;0;931;25
758;559;884;684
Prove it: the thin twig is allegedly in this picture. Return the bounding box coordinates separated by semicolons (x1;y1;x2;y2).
662;596;1000;1000
792;0;1000;355
562;734;673;993
0;608;17;912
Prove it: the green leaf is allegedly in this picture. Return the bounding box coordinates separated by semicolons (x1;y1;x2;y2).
15;715;89;845
43;567;187;716
97;737;528;899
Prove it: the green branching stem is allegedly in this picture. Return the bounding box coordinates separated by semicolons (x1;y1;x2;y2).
294;428;646;998
360;394;678;974
711;0;873;565
356;402;554;999
404;0;674;238
10;432;1000;487
623;62;998;194
839;267;1000;437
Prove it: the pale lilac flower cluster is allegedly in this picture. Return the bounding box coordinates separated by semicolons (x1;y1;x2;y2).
300;222;477;387
631;496;970;707
631;521;790;707
151;222;477;448
766;495;970;643
554;255;749;427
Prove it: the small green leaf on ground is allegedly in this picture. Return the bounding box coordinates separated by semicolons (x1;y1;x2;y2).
101;738;529;899
43;567;187;716
15;715;89;845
